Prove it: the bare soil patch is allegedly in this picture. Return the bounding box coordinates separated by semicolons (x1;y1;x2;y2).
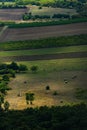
0;8;28;21
0;22;87;42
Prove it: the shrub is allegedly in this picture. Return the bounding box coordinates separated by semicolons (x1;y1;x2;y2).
46;85;50;90
19;64;28;71
53;91;58;96
30;66;38;73
2;75;10;81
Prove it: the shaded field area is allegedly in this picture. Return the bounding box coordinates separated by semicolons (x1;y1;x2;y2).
0;8;28;21
0;51;87;62
0;22;87;42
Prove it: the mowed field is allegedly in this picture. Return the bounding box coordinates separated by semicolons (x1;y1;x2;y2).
28;5;77;16
0;8;28;21
0;22;87;42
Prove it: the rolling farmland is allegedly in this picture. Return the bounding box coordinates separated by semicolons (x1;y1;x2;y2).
0;8;28;21
0;22;87;42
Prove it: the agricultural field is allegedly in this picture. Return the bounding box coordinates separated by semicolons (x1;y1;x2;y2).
0;22;87;42
0;5;77;21
0;45;87;57
0;42;87;109
0;8;28;21
0;1;87;129
28;5;77;16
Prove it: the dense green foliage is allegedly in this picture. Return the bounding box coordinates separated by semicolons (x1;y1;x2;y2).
22;13;71;20
0;3;26;9
0;103;87;130
30;65;38;73
0;34;87;51
25;92;35;104
1;0;86;8
0;62;28;94
76;4;87;17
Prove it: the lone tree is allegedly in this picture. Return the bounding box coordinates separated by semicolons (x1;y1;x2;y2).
4;101;10;111
30;66;38;73
46;85;50;91
0;94;4;109
8;61;19;71
0;82;10;94
2;75;10;81
25;92;35;105
19;64;28;71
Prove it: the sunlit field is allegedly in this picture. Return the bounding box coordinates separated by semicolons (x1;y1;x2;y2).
5;58;87;109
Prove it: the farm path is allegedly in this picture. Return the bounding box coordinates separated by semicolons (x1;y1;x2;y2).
0;51;87;62
0;22;87;42
0;25;8;36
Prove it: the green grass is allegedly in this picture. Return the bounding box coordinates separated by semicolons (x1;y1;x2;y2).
0;45;87;57
17;58;87;72
23;0;77;4
0;34;87;51
75;88;87;100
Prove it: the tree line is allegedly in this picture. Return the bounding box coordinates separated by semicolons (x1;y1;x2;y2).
0;62;28;110
0;103;87;130
22;12;72;21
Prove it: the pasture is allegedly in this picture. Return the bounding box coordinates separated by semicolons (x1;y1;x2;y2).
5;58;87;109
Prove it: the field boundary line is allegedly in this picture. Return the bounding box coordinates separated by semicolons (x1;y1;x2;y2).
0;25;8;37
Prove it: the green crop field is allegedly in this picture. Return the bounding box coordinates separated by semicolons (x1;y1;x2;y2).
18;58;87;72
0;34;87;51
0;45;87;57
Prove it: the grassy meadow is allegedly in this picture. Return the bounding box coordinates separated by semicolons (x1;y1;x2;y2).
5;58;87;109
0;45;87;57
0;35;86;109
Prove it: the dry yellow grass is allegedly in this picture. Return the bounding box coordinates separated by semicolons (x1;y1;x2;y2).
5;71;87;110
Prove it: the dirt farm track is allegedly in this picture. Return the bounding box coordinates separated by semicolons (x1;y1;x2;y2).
0;22;87;42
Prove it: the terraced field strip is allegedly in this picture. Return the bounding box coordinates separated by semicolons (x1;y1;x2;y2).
0;51;87;62
0;45;87;57
0;22;87;42
0;8;28;21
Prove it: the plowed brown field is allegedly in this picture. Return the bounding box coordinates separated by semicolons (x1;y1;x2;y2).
0;22;87;42
0;8;28;21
